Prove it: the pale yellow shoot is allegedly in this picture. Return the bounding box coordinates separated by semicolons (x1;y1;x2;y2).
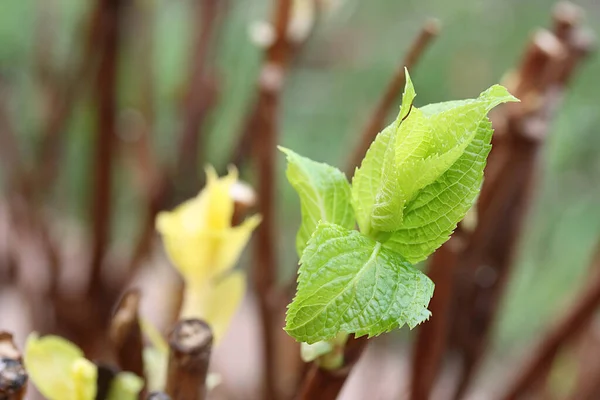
182;270;246;341
107;371;144;400
156;166;261;345
140;318;168;392
24;334;98;400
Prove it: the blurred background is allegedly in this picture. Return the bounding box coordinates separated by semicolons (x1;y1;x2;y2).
0;0;599;399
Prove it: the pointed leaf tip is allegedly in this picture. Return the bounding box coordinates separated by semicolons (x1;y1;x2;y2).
399;69;417;121
480;84;520;108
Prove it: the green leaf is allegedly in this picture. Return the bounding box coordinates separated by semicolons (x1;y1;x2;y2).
285;222;434;344
279;146;355;256
351;69;416;236
383;85;519;262
352;71;517;239
107;372;144;400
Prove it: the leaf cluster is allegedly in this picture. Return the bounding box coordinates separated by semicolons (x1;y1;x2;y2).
282;70;518;343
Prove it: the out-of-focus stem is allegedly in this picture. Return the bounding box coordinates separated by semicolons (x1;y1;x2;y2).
0;332;27;400
165;319;213;400
109;289;145;381
251;0;294;398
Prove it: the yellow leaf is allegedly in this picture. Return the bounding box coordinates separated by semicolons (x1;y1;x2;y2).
140;318;168;392
156;166;260;345
156;167;261;281
143;346;167;393
181;270;246;344
157;213;260;285
156;166;237;236
24;334;97;400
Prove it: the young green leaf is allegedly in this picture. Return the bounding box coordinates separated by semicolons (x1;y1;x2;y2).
107;372;144;400
285;222;434;344
352;71;517;239
351;70;416;236
383;85;518;263
279;147;355;256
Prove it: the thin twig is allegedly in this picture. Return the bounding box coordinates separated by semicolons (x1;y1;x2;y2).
567;322;600;400
450;10;594;398
35;2;103;194
89;0;125;287
297;336;368;400
109;289;145;381
0;332;27;400
249;1;294;399
96;363;118;400
502;244;600;400
449;30;566;400
228;0;319;169
126;0;226;279
409;233;466;400
165;319;213;400
346;19;440;175
175;0;221;195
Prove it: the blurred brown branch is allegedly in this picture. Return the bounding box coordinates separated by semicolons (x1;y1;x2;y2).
0;332;27;400
176;0;223;194
126;0;226;281
228;0;318;169
297;336;367;400
90;0;125;287
165;319;213;400
109;289;145;383
247;0;294;399
408;4;595;399
34;2;104;195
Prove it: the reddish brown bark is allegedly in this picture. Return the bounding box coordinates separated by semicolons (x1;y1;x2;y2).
90;0;124;286
250;1;294;399
109;289;145;381
0;332;27;400
407;5;594;398
165;319;213;400
297;336;368;400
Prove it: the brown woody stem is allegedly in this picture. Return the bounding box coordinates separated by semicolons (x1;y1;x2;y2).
109;289;145;381
0;332;27;400
165;319;213;400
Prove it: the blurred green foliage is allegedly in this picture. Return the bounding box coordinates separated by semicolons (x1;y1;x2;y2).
0;0;599;358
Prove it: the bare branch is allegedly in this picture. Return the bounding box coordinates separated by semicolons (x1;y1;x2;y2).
297;335;368;400
165;319;213;400
175;0;222;193
249;0;294;398
89;0;125;287
0;332;27;400
109;289;145;381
